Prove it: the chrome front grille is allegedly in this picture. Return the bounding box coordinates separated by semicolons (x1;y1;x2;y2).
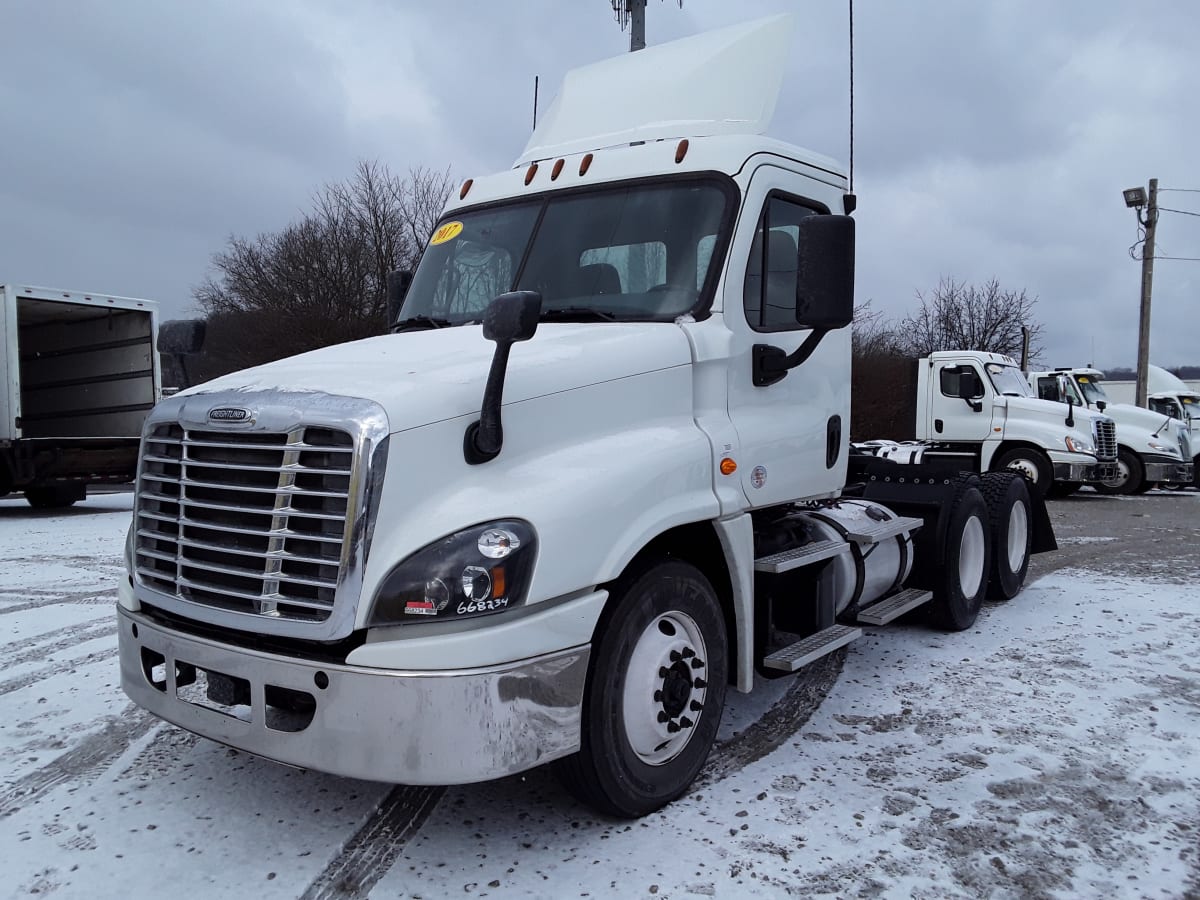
1094;419;1117;461
134;423;355;623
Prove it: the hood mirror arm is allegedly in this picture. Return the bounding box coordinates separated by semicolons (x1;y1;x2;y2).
464;291;542;465
1065;393;1075;429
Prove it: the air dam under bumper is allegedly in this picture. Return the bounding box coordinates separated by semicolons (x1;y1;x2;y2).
1052;458;1117;483
118;607;588;785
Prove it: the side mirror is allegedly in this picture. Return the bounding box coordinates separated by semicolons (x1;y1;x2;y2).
464;291;543;464
1096;400;1107;412
957;373;981;401
795;214;855;330
159;319;206;355
386;270;413;327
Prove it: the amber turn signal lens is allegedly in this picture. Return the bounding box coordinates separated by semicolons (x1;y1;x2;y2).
579;153;593;176
675;139;689;164
551;159;564;180
459;179;473;199
491;566;506;599
525;163;538;185
720;458;737;476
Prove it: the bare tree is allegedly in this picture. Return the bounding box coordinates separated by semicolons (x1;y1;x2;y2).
896;277;1044;363
192;161;452;379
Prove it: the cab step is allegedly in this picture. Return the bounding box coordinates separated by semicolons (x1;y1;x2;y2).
762;624;861;672
754;540;851;574
843;515;924;544
856;588;934;626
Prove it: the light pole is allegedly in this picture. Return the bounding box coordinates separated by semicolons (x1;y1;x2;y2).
1123;180;1158;407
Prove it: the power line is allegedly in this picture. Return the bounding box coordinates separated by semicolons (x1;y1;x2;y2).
1159;206;1200;218
1158;188;1200;193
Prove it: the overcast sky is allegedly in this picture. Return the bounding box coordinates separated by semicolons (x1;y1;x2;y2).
3;1;1198;368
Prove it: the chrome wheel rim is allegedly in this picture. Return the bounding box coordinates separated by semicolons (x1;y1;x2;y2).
1006;501;1029;572
959;515;987;598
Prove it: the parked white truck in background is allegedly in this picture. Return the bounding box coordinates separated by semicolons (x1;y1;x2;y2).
855;351;1117;498
1;283;161;507
116;19;1056;818
1027;367;1193;494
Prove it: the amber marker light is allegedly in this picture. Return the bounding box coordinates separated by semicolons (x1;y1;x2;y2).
491;566;506;599
459;179;474;200
579;153;594;176
675;139;689;164
524;163;539;185
720;458;737;476
551;159;564;180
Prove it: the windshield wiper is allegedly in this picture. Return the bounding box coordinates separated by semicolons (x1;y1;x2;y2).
539;307;619;322
393;315;455;332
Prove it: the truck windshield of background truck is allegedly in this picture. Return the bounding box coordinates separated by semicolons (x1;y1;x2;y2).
398;179;733;327
1073;374;1109;406
985;362;1032;398
1182;395;1199;421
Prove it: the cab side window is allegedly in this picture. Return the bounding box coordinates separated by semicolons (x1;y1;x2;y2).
1036;377;1060;401
743;197;818;331
940;365;983;398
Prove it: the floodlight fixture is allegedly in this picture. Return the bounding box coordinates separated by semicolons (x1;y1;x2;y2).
1123;186;1147;208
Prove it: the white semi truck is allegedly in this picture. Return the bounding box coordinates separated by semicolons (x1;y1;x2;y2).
117;19;1057;817
1;283;162;507
1027;367;1193;494
854;351;1117;499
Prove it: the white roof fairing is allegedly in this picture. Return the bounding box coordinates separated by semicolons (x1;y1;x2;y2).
516;14;795;166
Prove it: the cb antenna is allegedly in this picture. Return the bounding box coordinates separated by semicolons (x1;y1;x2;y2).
845;0;857;215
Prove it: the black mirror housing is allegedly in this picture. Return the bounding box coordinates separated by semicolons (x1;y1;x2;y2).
159;319;206;355
957;373;981;401
386;270;413;327
795;215;855;330
483;291;541;344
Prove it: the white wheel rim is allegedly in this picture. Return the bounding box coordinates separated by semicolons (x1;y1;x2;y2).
1006;501;1029;573
622;611;709;766
1006;458;1040;483
958;515;986;599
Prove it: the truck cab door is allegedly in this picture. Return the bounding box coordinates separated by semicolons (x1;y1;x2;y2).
929;362;993;441
724;167;850;507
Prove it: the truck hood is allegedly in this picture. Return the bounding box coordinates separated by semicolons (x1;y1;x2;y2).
1097;402;1177;438
179;323;694;433
1000;396;1106;444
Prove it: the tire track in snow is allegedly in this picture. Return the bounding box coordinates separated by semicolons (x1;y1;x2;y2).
0;647;118;697
298;785;445;900
0;588;116;617
0;620;115;671
697;650;845;789
0;704;156;819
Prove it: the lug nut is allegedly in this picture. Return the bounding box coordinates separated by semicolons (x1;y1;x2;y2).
681;647;695;659
669;650;682;662
693;678;707;689
667;722;681;733
691;658;705;670
659;666;669;678
653;690;663;702
679;716;694;729
657;711;669;723
690;700;703;712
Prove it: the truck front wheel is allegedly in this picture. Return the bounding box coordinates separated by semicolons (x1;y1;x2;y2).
24;485;85;509
1095;448;1144;495
992;448;1051;498
556;560;728;819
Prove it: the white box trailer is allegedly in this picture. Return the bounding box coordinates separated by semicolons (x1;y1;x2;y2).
1;283;160;507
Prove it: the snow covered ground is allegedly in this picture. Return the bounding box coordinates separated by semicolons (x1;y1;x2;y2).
1;491;1198;899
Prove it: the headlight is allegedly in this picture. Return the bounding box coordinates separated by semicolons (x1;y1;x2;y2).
1064;436;1094;454
367;520;536;626
1146;441;1180;455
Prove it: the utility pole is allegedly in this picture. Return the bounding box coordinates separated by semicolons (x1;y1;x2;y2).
1135;178;1158;407
628;0;647;51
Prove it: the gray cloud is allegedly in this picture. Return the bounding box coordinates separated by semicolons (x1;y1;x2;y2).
1;0;1197;367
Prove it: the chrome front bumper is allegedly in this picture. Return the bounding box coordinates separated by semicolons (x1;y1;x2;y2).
118;607;588;785
1144;459;1194;485
1053;460;1118;483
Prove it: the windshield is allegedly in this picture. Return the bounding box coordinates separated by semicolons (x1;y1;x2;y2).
985;363;1031;397
1073;373;1109;405
1182;395;1199;421
398;179;732;327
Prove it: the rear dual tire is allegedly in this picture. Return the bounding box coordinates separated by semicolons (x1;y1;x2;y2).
923;481;992;631
979;472;1032;601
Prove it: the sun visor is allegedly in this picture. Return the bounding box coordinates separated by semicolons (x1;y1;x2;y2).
516;14;795;166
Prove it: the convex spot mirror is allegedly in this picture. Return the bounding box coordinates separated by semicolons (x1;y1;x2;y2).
795;214;855;330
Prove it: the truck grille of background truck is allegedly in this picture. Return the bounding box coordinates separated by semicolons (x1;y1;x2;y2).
1095;420;1117;461
133;423;354;623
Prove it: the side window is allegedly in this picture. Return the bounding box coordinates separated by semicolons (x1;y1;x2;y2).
940;365;982;399
743;196;818;331
1036;377;1059;401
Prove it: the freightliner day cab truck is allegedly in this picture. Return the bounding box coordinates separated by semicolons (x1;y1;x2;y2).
1027;367;1193;494
118;19;1056;817
1;283;161;507
1104;365;1200;488
854;351;1118;499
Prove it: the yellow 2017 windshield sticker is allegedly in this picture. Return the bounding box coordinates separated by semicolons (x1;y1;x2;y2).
431;221;464;245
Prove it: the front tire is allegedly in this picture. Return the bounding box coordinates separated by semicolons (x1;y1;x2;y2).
992;448;1052;498
24;485;84;509
1095;447;1144;495
555;560;728;819
980;473;1032;601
